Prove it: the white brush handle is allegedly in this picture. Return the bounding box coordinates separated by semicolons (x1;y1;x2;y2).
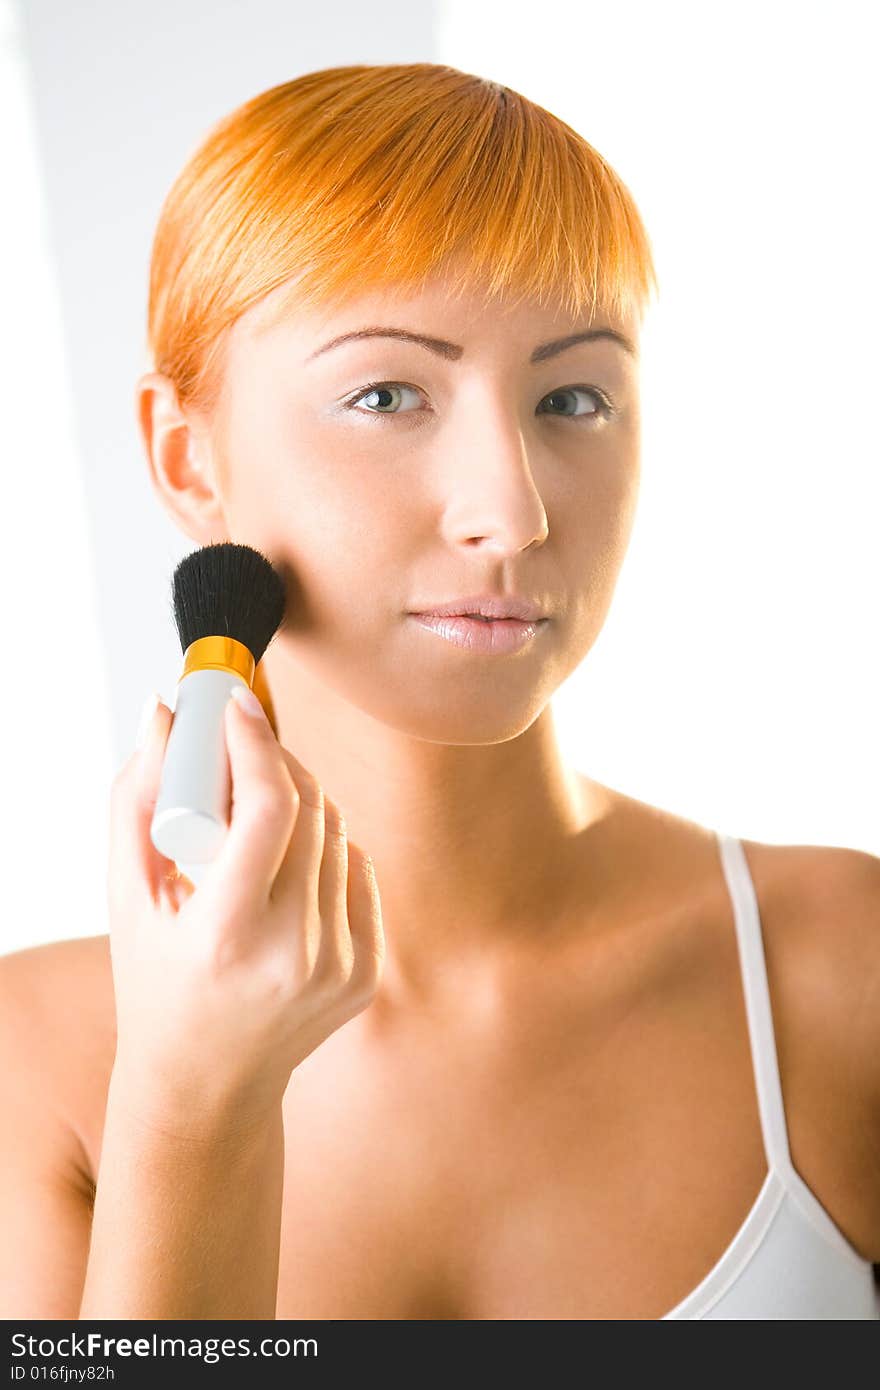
150;668;246;881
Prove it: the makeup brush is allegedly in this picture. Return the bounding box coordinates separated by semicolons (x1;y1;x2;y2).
150;541;287;888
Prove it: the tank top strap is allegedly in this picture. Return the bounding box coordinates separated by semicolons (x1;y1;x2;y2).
715;830;794;1176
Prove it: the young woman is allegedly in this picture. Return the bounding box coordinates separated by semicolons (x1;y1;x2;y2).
2;63;878;1321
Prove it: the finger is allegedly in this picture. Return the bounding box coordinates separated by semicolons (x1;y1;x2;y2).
194;695;297;922
196;692;302;924
307;795;354;982
108;697;182;914
276;747;381;991
345;844;385;997
264;755;328;957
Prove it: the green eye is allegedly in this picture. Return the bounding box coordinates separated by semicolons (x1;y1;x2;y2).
345;382;423;415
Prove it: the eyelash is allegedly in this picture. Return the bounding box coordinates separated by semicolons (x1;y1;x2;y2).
341;380;615;425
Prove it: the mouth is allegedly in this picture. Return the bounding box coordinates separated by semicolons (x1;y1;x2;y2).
406;611;549;654
407;595;549;622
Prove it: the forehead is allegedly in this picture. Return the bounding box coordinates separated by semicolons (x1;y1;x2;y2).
237;269;639;355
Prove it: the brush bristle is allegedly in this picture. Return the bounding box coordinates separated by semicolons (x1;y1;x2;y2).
170;542;287;664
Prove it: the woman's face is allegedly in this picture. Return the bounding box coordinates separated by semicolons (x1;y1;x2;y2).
203;272;642;744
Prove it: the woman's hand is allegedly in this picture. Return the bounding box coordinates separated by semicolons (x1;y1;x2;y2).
105;688;385;1141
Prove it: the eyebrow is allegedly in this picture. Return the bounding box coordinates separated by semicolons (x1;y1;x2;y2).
305;325;637;364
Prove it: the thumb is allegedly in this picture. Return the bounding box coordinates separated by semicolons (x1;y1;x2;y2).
194;684;290;919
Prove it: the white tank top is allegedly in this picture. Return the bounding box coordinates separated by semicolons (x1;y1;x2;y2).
661;832;879;1318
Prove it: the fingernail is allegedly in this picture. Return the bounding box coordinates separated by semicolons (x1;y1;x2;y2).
229;683;266;719
135;691;161;749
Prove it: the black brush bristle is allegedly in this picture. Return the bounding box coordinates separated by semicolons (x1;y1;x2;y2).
171;542;287;665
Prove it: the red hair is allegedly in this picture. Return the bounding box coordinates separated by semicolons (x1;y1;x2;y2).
145;63;659;417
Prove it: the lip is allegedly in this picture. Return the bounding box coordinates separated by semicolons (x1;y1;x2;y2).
407;594;548;621
408;612;549;654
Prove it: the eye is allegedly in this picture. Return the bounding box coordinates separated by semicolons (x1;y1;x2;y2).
344;382;424;416
537;385;613;421
341;380;614;422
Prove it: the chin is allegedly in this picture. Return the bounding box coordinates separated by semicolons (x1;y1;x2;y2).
354;671;558;745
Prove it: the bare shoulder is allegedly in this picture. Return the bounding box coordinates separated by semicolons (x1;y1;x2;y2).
0;935;116;1189
619;787;880;1136
0;935;115;1060
737;836;880;1110
588;778;880;1106
582;778;880;1258
739;836;880;1261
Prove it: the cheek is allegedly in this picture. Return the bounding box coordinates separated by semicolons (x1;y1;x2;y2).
223;417;394;558
556;463;635;560
217;406;414;634
554;481;637;636
259;472;409;632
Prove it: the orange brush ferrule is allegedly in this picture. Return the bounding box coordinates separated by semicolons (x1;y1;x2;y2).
180;635;255;686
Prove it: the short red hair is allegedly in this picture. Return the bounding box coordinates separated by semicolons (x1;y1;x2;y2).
145;62;659;417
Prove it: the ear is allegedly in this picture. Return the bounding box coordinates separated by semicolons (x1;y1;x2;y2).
134;371;229;543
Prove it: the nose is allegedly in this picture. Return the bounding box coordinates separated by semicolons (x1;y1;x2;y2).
439;404;550;555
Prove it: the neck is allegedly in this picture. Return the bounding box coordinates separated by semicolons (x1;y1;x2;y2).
258;645;614;1008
